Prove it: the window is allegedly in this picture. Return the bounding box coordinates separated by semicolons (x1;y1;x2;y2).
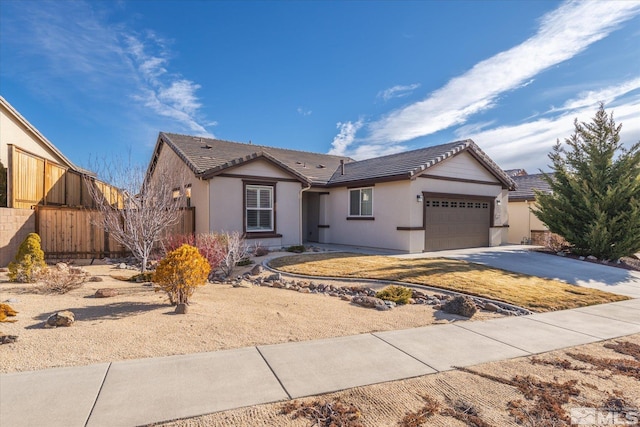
349;187;373;216
246;185;273;231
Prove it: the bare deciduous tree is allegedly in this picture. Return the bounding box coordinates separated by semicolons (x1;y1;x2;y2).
85;154;188;272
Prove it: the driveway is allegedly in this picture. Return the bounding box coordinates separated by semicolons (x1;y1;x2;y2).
396;245;640;299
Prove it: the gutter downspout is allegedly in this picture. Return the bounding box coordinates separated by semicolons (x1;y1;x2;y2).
299;182;312;245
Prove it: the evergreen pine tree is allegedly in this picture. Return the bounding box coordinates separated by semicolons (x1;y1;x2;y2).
534;104;640;260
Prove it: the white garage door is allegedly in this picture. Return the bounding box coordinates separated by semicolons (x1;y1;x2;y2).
424;197;490;251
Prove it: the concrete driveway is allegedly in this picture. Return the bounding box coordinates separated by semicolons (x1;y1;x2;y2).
396;245;640;299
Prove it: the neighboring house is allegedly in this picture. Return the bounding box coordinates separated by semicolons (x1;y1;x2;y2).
507;172;553;245
0;96;96;209
1;96;82;266
147;132;515;253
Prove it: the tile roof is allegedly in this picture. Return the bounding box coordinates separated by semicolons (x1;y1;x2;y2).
158;132;352;185
504;168;528;177
327;139;515;189
509;173;553;200
155;133;515;189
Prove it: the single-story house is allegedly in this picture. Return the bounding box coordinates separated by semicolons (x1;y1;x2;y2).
507;172;552;245
146;132;515;253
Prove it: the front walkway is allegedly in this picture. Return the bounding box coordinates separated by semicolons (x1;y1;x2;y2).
2;299;640;427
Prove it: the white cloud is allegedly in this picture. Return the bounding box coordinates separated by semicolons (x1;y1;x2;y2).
334;0;640;157
377;84;421;102
461;86;640;173
551;77;640;113
297;107;312;116
328;120;364;156
1;0;214;137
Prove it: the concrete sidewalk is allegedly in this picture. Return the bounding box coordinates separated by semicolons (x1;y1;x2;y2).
2;298;639;427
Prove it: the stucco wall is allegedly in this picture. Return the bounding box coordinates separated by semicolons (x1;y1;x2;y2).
426;151;498;182
507;200;548;244
208;159;302;248
0;207;35;267
0;103;68;167
150;143;210;234
324;180;413;251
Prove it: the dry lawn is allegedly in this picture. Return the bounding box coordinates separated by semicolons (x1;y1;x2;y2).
269;253;628;312
157;334;640;427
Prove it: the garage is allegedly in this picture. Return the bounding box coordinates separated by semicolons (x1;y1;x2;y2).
424;196;491;251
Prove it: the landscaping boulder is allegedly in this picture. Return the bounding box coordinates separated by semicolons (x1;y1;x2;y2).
45;311;75;328
249;264;263;276
442;296;477;318
95;288;118;298
88;276;104;282
0;334;18;344
233;279;252;288
483;302;500;312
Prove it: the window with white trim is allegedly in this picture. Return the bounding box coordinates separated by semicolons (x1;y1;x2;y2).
246;185;273;231
349;187;373;217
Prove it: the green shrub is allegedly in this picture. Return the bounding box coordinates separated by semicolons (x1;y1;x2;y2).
153;244;210;306
236;257;253;267
376;285;413;304
286;245;306;253
8;233;46;282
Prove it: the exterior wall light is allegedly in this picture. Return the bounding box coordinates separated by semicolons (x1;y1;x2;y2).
417;194;424;203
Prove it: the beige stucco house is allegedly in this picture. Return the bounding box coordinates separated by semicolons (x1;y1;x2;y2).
507;172;552;245
148;133;515;253
0;96;90;266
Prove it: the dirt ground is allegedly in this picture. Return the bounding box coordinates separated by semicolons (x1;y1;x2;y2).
0;256;501;373
156;334;640;427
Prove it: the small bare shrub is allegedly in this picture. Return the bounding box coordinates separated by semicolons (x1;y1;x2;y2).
281;399;363;426
400;394;440;426
253;245;269;257
164;233;227;278
38;263;90;294
218;231;250;278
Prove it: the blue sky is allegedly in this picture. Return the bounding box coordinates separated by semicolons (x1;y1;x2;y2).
1;0;639;174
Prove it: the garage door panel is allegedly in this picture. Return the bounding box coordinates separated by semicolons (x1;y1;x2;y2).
424;197;490;251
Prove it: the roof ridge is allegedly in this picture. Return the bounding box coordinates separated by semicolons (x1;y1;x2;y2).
160;131;353;160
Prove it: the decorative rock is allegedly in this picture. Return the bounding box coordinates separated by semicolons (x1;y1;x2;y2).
298;288;310;293
4;298;19;304
412;290;426;298
250;264;264;276
175;303;188;314
375;304;390;311
271;281;284;288
579;256;586;261
266;273;281;282
118;263;128;269
340;295;352;301
0;334;18;344
233;279;252;288
88;276;104;282
45;311;75;328
556;251;566;257
95;288;119;298
442;296;477;318
352;295;386;309
484;302;500;312
587;255;597;260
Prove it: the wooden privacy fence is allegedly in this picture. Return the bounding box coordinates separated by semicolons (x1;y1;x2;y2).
8;145;121;209
35;206;195;259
